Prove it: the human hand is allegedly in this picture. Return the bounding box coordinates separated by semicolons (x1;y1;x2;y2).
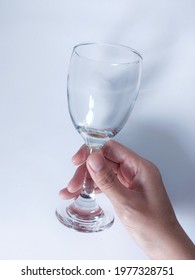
60;141;195;259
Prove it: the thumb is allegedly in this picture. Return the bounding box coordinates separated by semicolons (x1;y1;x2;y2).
86;151;127;203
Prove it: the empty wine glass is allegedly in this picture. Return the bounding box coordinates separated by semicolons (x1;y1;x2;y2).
56;42;142;232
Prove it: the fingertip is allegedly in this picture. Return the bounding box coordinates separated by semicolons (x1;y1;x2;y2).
87;151;105;172
58;187;81;200
58;186;74;197
71;145;89;165
59;189;66;199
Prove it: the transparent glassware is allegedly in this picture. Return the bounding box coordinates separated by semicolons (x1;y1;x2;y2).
56;42;142;232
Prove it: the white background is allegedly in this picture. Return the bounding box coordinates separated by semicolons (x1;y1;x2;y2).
0;0;195;259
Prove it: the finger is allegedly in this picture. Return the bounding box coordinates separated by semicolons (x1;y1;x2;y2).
59;163;86;199
59;183;101;199
86;151;128;205
59;187;81;200
103;140;140;165
103;156;135;189
72;145;89;166
67;163;86;193
104;141;140;185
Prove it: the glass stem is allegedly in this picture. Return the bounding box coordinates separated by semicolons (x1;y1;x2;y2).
80;146;101;200
71;145;103;213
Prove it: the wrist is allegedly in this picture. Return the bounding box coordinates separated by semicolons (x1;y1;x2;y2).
137;218;195;260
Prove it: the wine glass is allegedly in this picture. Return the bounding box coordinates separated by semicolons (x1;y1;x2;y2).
56;42;142;232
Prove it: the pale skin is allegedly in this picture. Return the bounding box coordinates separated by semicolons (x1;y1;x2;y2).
60;140;195;260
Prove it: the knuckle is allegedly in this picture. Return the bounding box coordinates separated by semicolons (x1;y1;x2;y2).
98;170;116;190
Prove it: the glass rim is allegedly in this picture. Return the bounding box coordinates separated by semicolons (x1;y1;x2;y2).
72;41;143;65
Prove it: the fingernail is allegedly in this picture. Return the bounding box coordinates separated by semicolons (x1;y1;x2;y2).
88;153;105;172
67;183;75;193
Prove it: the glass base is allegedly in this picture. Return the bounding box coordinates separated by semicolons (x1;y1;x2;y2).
56;195;114;233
